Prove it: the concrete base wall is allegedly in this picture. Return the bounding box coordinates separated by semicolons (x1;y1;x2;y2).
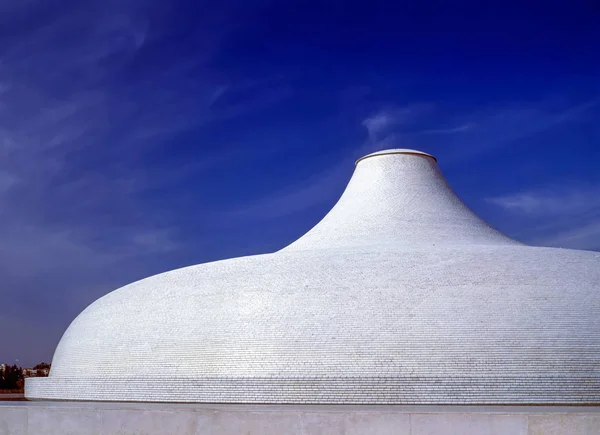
1;403;599;435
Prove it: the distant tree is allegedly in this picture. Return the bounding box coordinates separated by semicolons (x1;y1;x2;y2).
0;364;23;390
32;362;50;377
33;362;51;371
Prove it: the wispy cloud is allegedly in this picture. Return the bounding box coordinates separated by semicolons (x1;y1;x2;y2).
474;100;597;142
362;110;397;139
233;94;599;241
0;169;18;192
362;104;432;141
535;221;600;251
231;161;353;220
354;97;600;168
231;102;468;222
486;186;600;215
487;186;600;251
0;0;291;364
416;123;474;135
358;98;599;162
433;99;600;163
0;0;290;263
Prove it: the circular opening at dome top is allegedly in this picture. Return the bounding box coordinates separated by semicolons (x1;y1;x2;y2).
355;149;437;165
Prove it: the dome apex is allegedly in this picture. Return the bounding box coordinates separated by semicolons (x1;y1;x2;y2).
356;148;436;165
283;147;514;251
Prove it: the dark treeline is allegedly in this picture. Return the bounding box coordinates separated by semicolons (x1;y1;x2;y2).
0;362;50;391
0;365;23;390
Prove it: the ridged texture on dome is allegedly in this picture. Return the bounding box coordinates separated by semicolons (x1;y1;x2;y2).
26;149;600;404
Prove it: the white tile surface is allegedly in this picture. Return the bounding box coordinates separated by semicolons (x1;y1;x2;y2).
26;150;600;403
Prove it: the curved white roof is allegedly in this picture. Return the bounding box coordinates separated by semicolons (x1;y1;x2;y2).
283;148;517;251
26;149;600;404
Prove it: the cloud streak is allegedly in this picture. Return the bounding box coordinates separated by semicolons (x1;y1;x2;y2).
362;104;432;141
416;123;474;135
0;0;292;365
229;95;599;226
434;99;600;164
486;186;600;215
487;186;600;251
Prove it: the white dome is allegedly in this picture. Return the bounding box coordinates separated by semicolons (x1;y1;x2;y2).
26;149;600;403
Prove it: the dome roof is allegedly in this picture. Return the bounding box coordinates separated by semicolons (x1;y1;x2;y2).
26;149;600;404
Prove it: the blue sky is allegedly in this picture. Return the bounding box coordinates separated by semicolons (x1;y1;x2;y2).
0;1;598;365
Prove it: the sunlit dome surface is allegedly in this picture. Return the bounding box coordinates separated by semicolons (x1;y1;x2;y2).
27;149;600;404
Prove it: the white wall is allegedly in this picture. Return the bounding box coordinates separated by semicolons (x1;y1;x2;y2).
1;404;599;435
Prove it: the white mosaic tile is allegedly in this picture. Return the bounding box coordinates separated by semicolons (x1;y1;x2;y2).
26;150;600;404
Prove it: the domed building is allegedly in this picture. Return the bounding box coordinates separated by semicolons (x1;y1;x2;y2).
26;149;600;404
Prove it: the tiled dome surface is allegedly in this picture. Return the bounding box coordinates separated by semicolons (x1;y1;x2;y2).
26;150;600;403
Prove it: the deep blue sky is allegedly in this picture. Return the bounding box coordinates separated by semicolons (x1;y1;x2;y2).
0;1;599;365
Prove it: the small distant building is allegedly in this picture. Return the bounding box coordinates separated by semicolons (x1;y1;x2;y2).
21;367;50;378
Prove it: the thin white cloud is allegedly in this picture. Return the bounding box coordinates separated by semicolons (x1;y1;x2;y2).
486;186;600;215
227;131;396;222
435;99;600;164
416;123;474;134
362;110;396;138
231;160;352;220
535;221;600;252
358;98;598;164
487;186;600;252
362;104;432;140
234;105;434;223
0;0;292;365
0;0;291;268
0;169;18;192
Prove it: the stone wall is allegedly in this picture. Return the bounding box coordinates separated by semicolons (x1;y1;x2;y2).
1;403;599;435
